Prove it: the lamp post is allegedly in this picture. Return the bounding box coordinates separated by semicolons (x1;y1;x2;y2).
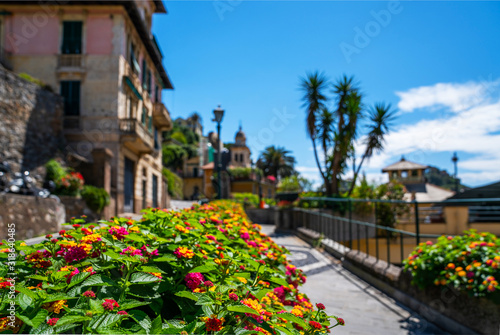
212;105;225;199
452;152;459;192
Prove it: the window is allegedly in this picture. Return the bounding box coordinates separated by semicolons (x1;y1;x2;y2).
148;114;153;133
391;171;398;179
142;59;147;87
193;167;198;177
129;43;140;74
60;81;81;115
401;170;408;178
146;70;151;95
234;154;238;162
154;84;159;102
154;127;160;150
62;21;82;54
411;170;418;177
240;154;244;162
141;107;147;125
152;174;158;208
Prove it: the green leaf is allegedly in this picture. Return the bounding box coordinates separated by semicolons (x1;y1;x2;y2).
267;276;289;287
89;313;122;329
125;233;146;243
67;272;91;288
90;298;105;313
139;265;165;274
17;314;33;326
195;294;214;306
150;315;162;334
43;294;78;303
151;254;176;262
32;309;50;329
130;272;161;284
29;322;54;334
175;290;198;301
81;274;116;287
54;323;79;334
55;315;91;327
120;299;150;310
16;285;37;299
275;312;308;328
255;288;272;300
189;265;216;273
104;250;125;261
27;275;49;281
227;304;258;314
275;326;294;335
129;310;152;332
16;292;33;310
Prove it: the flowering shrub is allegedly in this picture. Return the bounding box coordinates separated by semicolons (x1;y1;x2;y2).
404;230;500;301
0;201;344;334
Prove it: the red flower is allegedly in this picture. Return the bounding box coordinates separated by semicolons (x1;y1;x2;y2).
205;316;224;332
204;281;214;287
83;290;96;298
47;318;59;326
309;320;322;330
229;293;238;301
316;303;325;310
336;317;345;326
102;299;119;311
117;311;128;315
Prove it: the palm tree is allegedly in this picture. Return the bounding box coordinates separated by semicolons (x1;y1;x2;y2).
300;72;329;191
347;103;396;196
258;146;296;180
330;76;361;195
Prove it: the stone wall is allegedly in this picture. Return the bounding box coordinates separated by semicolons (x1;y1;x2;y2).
59;196;100;222
0;194;65;240
0;65;65;173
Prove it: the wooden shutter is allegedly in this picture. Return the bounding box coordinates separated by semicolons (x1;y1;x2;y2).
62;21;82;54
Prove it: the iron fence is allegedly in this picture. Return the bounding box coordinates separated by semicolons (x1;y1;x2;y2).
296;197;500;266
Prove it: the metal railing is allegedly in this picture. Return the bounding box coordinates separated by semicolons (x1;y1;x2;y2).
57;54;85;68
119;118;154;149
297;197;500;266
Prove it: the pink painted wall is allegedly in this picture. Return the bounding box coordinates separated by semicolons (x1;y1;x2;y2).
5;15;59;54
86;16;113;55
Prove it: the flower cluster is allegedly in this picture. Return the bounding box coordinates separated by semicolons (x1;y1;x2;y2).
404;230;500;298
0;201;342;334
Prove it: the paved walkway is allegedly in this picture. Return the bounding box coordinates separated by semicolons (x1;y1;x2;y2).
260;225;449;335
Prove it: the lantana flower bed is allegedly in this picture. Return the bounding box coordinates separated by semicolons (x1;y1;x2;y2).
404;230;500;302
0;201;343;334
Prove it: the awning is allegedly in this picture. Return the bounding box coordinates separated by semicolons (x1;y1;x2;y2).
125;76;142;100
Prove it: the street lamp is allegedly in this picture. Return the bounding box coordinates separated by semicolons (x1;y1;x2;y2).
212;105;225;199
452;152;459;192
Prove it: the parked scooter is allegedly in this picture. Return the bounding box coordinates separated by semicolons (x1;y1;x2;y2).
8;170;51;198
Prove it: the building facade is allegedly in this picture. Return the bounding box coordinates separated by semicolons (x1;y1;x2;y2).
1;0;173;215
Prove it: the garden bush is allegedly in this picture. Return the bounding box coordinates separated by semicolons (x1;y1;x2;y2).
45;159;84;196
0;201;344;334
403;230;500;302
81;186;110;214
233;193;276;208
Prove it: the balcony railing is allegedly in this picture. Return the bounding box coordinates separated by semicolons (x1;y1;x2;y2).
119;118;154;154
153;102;172;131
57;54;85;70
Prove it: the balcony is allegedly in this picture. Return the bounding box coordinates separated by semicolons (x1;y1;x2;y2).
119;118;154;154
153;102;172;131
57;54;85;72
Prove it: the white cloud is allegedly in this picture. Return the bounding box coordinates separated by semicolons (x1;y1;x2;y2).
357;80;500;186
395;80;499;113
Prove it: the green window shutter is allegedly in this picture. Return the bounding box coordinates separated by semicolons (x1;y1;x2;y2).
148;115;153;133
62;21;82;54
60;81;80;116
142;107;146;125
146;70;151;95
141;59;146;88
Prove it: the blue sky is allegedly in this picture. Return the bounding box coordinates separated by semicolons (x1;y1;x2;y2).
154;1;500;188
